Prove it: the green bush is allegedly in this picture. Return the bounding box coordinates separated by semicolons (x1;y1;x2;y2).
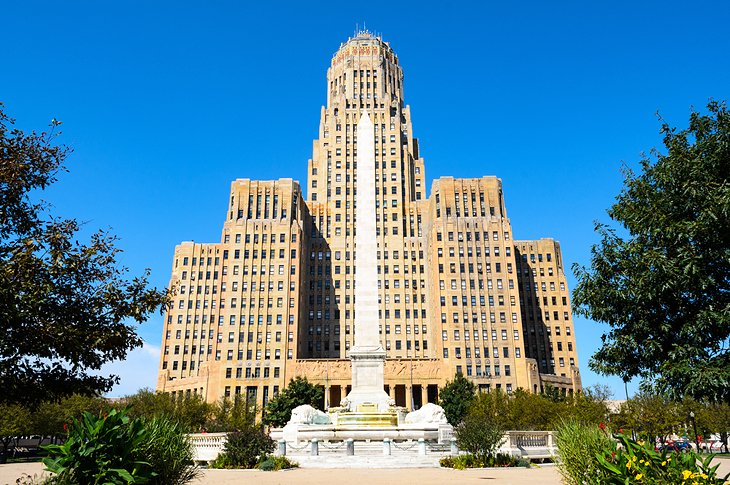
211;427;275;469
455;395;505;464
42;408;156;484
41;407;198;485
555;420;615;485
439;453;527;469
595;432;729;484
256;456;299;471
137;416;199;484
439;454;483;469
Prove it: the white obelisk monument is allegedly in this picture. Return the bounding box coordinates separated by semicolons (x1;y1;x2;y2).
346;110;392;412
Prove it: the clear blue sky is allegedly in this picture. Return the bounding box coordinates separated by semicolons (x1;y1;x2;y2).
3;1;729;399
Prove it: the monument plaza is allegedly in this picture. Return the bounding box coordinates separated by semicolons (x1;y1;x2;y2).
156;31;582;411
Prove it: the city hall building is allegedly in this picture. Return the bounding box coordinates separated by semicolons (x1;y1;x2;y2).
156;31;582;411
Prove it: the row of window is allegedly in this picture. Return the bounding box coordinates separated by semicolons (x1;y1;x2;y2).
443;346;521;360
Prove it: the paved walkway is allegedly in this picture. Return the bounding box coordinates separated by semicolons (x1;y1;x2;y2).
2;458;728;485
1;462;561;485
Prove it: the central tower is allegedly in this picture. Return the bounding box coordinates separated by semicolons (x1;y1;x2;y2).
304;30;429;363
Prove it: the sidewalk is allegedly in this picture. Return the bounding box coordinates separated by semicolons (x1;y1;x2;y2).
0;462;562;485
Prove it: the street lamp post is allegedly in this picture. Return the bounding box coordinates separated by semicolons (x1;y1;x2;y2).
690;411;700;452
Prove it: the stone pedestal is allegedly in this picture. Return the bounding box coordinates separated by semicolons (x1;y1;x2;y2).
345;348;391;412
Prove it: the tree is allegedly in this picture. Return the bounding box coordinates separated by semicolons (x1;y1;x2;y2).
455;393;506;464
208;396;257;432
123;388;212;432
262;377;323;427
613;392;684;444
572;100;730;402
437;373;476;425
0;402;31;462
0;104;169;406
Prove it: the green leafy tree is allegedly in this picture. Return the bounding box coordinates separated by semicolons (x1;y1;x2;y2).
703;401;730;453
0;402;31;462
437;373;476;425
455;393;505;463
555;386;611;428
0;104;169;406
572;100;730;402
32;394;108;441
123;389;212;432
208;396;257;432
613;391;684;444
508;389;557;430
262;377;323;427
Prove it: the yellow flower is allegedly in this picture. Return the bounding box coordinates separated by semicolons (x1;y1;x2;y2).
682;470;693;480
636;473;643;480
627;461;632;469
662;461;667;466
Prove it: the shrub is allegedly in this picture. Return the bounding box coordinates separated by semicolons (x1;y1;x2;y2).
439;453;527;469
256;456;299;471
137;416;199;484
211;426;275;469
42;408;155;484
42;407;198;485
555;420;615;485
455;396;505;463
596;432;729;484
439;454;483;469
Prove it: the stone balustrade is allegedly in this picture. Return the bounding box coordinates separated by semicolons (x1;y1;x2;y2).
186;430;557;465
500;430;556;459
187;432;227;464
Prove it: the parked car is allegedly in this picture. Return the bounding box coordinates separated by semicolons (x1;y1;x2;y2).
659;441;692;453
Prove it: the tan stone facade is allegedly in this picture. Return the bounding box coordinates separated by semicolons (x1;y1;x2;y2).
156;32;581;411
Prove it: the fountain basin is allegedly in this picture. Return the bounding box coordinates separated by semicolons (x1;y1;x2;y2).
334;412;399;427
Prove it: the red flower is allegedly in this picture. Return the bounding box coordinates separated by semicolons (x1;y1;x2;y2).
63;423;68;432
599;422;606;430
619;428;624;433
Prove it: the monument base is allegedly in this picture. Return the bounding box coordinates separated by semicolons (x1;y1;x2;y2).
344;347;392;412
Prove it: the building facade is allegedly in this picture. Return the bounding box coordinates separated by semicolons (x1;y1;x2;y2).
156;32;582;410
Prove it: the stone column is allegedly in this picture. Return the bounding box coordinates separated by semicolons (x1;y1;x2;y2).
421;385;428;406
310;439;319;456
346;110;390;412
407;385;413;411
353;110;380;350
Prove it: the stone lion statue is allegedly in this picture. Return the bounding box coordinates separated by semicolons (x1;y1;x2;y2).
288;404;332;425
404;403;449;425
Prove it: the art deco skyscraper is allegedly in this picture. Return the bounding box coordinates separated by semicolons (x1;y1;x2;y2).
157;31;582;410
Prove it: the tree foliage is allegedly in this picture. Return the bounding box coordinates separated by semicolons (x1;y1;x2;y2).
572;100;730;402
262;377;323;427
212;427;274;469
612;391;684;444
437;373;476;425
0;104;169;406
455;393;505;463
